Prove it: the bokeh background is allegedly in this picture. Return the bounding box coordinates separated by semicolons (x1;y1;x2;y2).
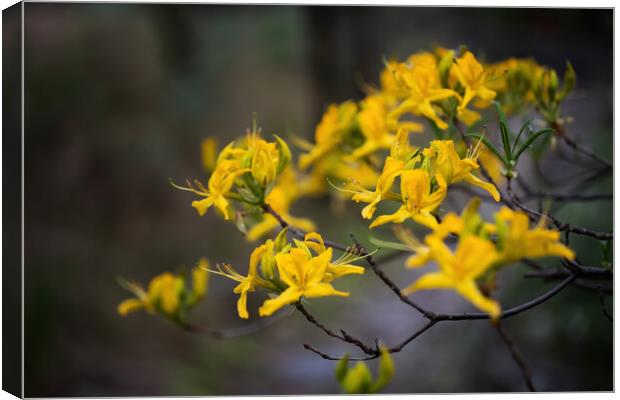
16;4;613;396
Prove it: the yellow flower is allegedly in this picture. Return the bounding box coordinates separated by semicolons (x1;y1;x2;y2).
212;243;275;319
244;132;291;187
450;51;497;126
118;260;209;319
424;140;500;201
388;58;458;130
247;168;316;241
351;95;423;160
118;273;181;317
299;101;358;169
247;133;279;186
189;160;250;220
493;207;575;263
302;232;365;281
379;60;408;102
370;169;447;229
401;199;486;265
258;247;349;317
211;232;363;319
403;234;501;318
175;129;291;220
351;157;404;219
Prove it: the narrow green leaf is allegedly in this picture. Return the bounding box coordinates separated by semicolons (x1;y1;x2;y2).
368;235;411;252
493;100;508;126
513;129;554;160
512;118;533;154
335;354;349;383
273;134;291;174
370;347;395;393
558;61;576;101
493;101;512;159
342;362;373;394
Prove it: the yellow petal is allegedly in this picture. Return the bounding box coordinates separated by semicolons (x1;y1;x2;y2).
413;210;439;229
369;207;410;229
401;169;430;209
192;197;214;216
463;173;500;201
246;216;279;242
457;107;481;126
402;272;454;295
306;247;332;285
303;282;349;298
405;248;431;269
258;287;302;317
456;280;501;319
237;290;250;319
326;263;365;281
117;298;145;316
304;232;326;254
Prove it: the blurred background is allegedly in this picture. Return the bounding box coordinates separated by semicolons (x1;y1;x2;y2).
17;4;612;396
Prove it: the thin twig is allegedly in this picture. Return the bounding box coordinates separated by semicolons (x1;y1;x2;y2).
185;309;290;338
304;320;438;361
349;233;436;319
521;192;612;202
495;322;536;391
506;179;613;240
434;273;577;321
524;268;612;280
559;133;612;170
296;303;376;355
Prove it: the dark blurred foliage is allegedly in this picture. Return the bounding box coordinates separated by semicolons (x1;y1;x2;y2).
19;4;612;396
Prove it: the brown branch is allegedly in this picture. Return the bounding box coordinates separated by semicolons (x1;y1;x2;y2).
524;268;612;280
521;191;612;203
495;322;536;391
434;273;577;321
349;234;437;319
559;133;612;171
506;179;613;241
303;320;438;361
295;303;376;355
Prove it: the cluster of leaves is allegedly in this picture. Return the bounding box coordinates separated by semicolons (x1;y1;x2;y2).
335;348;395;394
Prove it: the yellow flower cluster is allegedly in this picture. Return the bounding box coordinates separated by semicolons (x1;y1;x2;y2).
117;258;210;323
209;230;365;319
486;57;575;122
118;45;579;342
295;47;570;200
173;127;292;221
399;199;575;318
380;49;497;129
349;129;500;229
